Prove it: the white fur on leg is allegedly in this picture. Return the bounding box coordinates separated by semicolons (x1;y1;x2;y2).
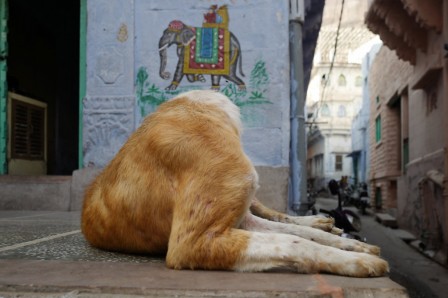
240;213;380;255
287;215;335;231
233;231;389;277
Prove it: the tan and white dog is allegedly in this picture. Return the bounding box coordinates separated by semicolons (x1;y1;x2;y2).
82;90;389;277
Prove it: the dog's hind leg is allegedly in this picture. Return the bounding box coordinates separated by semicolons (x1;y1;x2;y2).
250;198;339;233
165;165;259;271
166;207;388;277
233;231;389;277
164;180;387;277
241;213;381;256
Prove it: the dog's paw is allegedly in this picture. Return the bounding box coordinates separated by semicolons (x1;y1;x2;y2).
311;217;335;232
288;215;335;232
337;238;381;256
330;227;343;235
362;243;381;256
351;254;389;277
321;250;389;277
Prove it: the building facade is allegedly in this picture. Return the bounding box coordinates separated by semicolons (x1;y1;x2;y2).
349;44;381;187
306;0;377;191
0;0;325;213
83;0;292;212
365;0;448;265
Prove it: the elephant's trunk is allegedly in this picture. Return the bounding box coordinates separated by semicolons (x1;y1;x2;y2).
159;46;168;79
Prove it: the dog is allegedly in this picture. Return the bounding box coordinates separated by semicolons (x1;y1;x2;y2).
81;90;389;277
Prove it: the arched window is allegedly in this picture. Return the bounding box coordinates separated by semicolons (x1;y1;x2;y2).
355;76;363;87
337;105;346;117
321;104;331;116
338;74;346;86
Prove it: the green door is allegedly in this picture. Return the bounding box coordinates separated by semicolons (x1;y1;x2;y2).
0;0;8;174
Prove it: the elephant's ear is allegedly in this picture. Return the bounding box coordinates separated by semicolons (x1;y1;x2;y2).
180;28;195;46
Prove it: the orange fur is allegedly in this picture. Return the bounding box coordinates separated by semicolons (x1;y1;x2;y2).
82;90;389;277
82;91;256;269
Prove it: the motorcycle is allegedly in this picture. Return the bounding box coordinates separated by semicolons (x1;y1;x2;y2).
320;179;364;241
345;183;371;215
305;186;318;216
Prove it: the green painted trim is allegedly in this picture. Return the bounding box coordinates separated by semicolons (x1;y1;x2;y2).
0;0;8;175
78;0;87;169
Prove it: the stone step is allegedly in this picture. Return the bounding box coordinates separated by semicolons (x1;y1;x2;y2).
0;168;101;211
375;213;398;228
392;229;416;243
0;175;72;211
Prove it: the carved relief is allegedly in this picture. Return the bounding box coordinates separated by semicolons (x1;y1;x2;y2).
117;23;128;42
83;96;135;167
95;47;125;85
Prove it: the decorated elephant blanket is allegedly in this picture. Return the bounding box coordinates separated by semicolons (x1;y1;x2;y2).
183;27;230;75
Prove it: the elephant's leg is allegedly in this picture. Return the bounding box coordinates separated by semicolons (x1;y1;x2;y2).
196;74;206;82
166;50;186;90
166;65;184;90
211;75;221;90
226;33;246;91
186;74;206;83
186;74;195;83
224;72;246;91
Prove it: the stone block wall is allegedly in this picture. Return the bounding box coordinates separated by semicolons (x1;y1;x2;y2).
368;46;413;210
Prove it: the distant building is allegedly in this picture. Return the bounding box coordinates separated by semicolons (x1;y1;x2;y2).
306;0;377;191
365;0;448;265
349;43;381;187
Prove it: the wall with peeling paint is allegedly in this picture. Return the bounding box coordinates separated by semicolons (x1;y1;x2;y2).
83;0;290;169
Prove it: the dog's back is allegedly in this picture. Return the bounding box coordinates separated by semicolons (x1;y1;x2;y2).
82;90;256;259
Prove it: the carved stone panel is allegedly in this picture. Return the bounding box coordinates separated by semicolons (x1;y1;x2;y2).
83;96;135;168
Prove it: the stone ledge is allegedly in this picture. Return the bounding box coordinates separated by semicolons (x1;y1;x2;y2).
0;166;290;212
376;213;398;228
0;260;408;298
0;176;71;211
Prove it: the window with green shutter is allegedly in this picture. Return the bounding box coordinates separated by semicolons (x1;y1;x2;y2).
375;115;381;143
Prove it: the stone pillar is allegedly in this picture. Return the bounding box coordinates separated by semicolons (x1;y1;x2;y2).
83;0;135;167
442;0;448;262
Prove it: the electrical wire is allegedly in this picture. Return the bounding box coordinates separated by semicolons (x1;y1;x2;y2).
309;0;345;126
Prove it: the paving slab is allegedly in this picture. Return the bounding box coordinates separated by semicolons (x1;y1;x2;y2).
0;259;407;298
316;197;448;298
375;213;398;228
392;229;416;242
0;211;409;297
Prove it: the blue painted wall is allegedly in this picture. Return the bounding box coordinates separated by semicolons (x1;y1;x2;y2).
83;0;290;169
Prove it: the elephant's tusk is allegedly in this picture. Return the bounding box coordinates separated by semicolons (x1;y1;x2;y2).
182;36;196;46
158;44;169;51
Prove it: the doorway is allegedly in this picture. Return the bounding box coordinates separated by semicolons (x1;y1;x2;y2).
5;0;80;175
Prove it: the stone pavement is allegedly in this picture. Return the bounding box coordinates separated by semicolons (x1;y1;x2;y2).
0;211;408;297
315;197;448;298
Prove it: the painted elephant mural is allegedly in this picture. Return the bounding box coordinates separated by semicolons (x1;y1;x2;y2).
158;5;246;91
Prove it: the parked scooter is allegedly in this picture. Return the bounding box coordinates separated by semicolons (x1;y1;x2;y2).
344;183;371;215
305;185;318;216
320;179;364;241
354;183;370;215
